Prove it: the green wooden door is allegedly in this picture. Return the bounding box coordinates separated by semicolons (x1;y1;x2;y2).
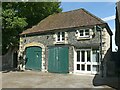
48;46;69;73
26;46;42;70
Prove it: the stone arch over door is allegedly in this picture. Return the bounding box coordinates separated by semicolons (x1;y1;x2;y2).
23;42;45;71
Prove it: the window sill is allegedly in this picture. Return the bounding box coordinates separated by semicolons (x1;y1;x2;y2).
76;36;91;40
54;41;68;44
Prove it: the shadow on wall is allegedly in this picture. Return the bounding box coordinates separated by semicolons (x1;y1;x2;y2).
93;48;120;89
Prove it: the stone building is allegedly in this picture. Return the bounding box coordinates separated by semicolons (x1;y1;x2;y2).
19;8;112;76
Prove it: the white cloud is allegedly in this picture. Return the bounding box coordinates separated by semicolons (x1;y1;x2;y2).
102;15;115;21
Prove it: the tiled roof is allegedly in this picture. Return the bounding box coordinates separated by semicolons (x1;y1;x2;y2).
21;8;112;35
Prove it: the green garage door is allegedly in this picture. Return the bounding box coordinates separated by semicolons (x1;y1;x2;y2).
26;46;42;70
48;46;69;73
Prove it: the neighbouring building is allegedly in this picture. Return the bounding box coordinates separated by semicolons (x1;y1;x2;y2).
19;8;112;76
115;1;120;73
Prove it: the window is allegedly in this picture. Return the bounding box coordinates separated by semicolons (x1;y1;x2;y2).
92;50;99;62
79;29;90;37
75;49;100;74
76;29;91;40
56;32;65;42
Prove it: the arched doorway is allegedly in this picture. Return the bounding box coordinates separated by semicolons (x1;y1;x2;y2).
25;46;42;70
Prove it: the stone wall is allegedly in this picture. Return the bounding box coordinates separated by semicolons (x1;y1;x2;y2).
20;27;101;50
20;26;112;74
101;28;112;76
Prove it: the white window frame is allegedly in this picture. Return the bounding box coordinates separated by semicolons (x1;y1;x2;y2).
56;32;65;42
75;28;92;40
79;29;90;37
74;49;100;74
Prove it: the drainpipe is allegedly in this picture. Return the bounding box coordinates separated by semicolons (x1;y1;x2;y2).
96;25;103;77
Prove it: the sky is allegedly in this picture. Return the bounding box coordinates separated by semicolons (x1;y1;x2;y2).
61;2;117;51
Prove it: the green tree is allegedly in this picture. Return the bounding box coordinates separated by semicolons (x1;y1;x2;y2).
2;2;62;55
16;2;62;28
2;8;28;55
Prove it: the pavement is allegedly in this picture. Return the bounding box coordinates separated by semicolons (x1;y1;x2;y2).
1;71;116;89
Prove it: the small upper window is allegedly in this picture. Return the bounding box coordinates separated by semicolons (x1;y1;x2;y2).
56;32;65;42
75;28;93;40
79;29;90;37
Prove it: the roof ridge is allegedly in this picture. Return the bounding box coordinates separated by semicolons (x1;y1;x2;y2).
61;8;83;13
42;8;83;16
